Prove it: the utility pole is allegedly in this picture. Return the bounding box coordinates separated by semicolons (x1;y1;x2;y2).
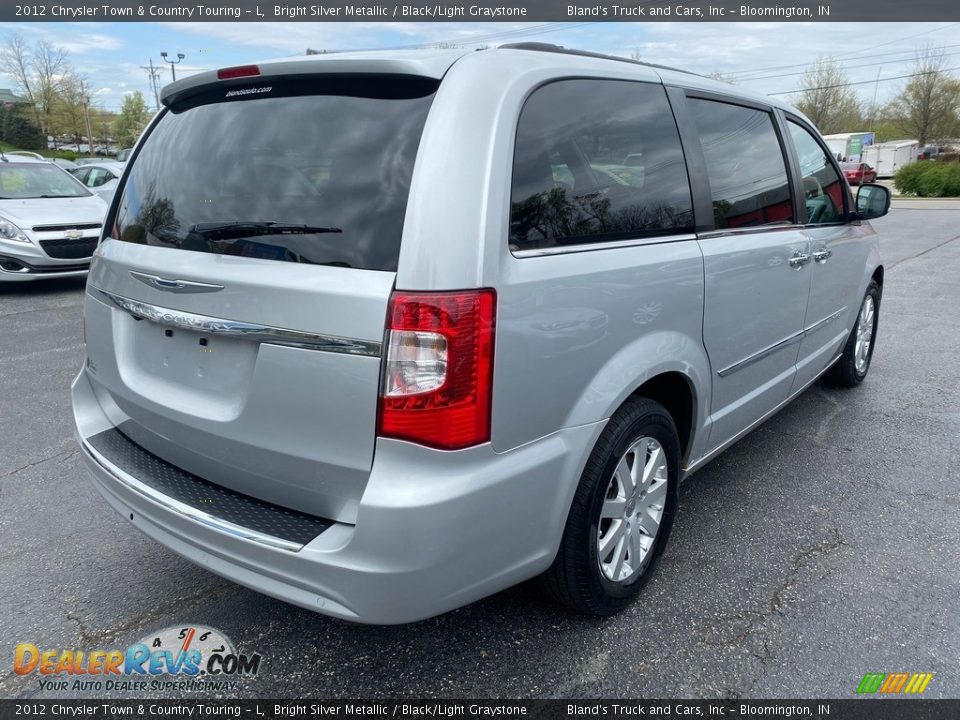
80;79;94;158
141;57;162;111
160;51;185;82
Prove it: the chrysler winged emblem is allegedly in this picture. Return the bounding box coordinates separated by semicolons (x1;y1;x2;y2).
129;270;224;294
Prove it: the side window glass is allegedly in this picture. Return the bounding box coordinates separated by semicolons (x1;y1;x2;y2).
787;121;847;225
689;99;794;229
510;80;694;253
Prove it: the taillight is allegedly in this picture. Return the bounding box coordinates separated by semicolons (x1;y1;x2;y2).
217;65;260;80
378;289;496;450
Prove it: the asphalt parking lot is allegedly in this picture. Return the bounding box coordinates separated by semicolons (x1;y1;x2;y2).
1;205;958;700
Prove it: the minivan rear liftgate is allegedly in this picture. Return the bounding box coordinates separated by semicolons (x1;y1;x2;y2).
75;72;439;531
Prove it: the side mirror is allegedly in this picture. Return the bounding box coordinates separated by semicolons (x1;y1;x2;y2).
856;184;891;220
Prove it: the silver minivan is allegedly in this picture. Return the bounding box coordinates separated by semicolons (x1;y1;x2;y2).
72;44;889;623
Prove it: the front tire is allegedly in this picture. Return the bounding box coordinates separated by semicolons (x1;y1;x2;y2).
826;280;880;387
543;397;680;616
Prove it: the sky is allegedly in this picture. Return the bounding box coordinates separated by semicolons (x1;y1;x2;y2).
0;21;958;115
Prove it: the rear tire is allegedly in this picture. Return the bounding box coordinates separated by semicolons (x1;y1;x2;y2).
826;280;880;388
543;397;680;616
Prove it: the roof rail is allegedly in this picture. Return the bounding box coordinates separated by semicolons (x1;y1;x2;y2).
6;150;46;160
497;42;700;77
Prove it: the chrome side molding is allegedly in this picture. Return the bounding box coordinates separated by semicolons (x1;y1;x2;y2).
88;286;382;358
686;349;844;477
717;307;847;378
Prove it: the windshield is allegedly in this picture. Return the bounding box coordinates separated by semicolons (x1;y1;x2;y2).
0;163;90;199
114;76;437;271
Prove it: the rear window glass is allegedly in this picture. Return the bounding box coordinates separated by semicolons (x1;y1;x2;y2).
510;79;694;253
114;77;437;272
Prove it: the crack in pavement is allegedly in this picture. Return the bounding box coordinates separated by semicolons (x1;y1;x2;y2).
887;232;960;271
61;583;235;648
0;301;84;321
0;583;235;696
696;526;846;698
0;449;78;481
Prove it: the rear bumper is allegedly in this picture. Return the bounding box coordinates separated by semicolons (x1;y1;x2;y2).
73;367;601;624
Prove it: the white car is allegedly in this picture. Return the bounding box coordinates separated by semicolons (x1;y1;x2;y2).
69;161;125;204
0;155;108;282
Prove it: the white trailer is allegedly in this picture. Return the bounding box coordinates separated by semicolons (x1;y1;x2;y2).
862;140;919;178
822;132;875;162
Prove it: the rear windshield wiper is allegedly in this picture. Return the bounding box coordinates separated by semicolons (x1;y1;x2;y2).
188;221;342;240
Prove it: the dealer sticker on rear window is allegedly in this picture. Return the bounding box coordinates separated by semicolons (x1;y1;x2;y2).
225;86;272;98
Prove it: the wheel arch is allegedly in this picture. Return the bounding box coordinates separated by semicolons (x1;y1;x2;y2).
627;372;698;469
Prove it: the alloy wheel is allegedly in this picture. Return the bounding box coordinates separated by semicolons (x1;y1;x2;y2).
854;295;875;374
597;436;668;583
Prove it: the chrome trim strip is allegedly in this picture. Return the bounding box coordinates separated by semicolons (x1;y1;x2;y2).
698;224;805;240
804;307;847;335
512;233;697;258
717;330;804;378
129;270;225;294
684;350;844;478
89;286;382;357
716;307;848;378
81;437;304;552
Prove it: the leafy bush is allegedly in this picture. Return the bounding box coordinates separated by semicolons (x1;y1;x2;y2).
893;161;960;197
0;104;44;151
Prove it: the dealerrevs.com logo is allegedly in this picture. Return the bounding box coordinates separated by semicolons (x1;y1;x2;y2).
14;625;262;693
856;672;934;695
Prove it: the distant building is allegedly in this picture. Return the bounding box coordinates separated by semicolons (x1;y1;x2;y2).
0;89;28;107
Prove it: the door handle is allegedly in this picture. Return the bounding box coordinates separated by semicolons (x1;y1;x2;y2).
789;252;812;269
812;248;832;263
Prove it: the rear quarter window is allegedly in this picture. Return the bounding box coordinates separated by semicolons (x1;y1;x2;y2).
114;77;437;272
509;79;694;253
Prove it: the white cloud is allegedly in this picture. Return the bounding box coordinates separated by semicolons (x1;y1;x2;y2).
58;32;124;54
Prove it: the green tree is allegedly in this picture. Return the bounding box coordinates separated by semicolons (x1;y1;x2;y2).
795;57;863;134
0;34;72;140
0;103;44;150
886;46;960;146
114;91;149;148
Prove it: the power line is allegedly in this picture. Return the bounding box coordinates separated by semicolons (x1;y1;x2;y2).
831;22;960;59
729;42;960;78
770;65;960;95
736;21;959;76
741;49;960;83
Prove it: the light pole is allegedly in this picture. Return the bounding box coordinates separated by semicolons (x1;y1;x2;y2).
160;52;185;82
80;80;93;158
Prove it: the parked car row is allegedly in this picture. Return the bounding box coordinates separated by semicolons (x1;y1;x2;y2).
68;161;125;203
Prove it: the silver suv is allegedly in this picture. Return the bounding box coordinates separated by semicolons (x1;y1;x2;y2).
72;44;889;623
